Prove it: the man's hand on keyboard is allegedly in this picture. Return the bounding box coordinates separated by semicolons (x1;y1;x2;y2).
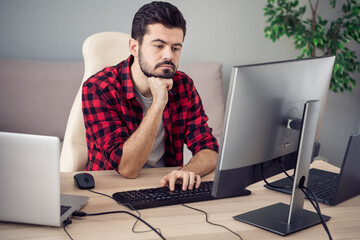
159;170;201;191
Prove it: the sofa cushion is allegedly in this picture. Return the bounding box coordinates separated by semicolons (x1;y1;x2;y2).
179;62;225;164
0;58;84;140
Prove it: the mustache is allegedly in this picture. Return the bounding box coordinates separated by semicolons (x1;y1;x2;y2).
155;60;176;70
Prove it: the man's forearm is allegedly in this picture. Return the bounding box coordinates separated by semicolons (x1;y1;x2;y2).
180;149;218;177
118;104;163;178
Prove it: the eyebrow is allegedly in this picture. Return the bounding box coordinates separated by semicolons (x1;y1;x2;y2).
151;39;183;47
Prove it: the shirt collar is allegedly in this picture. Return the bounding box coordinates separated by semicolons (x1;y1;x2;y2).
119;55;136;100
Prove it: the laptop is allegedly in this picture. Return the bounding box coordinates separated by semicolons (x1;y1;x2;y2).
265;134;360;206
0;132;89;227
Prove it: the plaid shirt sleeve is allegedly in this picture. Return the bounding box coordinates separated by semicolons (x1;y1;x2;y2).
181;74;219;156
82;67;130;171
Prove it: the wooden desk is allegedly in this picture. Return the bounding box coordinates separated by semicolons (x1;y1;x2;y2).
1;160;359;239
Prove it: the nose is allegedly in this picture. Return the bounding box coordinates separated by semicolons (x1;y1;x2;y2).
162;46;175;60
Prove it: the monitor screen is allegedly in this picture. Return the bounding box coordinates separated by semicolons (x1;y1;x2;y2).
212;56;335;198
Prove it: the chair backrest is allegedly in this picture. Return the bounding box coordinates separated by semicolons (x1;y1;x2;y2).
60;32;131;172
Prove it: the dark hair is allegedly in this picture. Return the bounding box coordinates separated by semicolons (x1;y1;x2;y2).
131;1;186;44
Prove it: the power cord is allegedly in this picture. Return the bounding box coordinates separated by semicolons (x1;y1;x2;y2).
274;159;333;240
90;189;243;239
72;210;166;240
181;203;243;240
87;189;164;237
299;185;333;240
277;159;332;239
91;189;243;239
260;161;293;189
88;189;162;234
62;189;165;240
278;158;294;181
63;218;73;240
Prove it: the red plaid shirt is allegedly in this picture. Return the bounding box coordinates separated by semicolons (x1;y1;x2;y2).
82;56;219;171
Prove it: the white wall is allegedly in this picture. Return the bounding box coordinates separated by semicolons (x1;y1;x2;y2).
0;0;298;89
0;0;359;167
319;80;360;165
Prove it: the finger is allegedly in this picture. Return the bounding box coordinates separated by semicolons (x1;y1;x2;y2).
188;172;196;190
166;79;173;91
195;175;201;189
147;77;157;86
181;172;190;191
159;175;169;187
155;78;172;88
168;171;178;191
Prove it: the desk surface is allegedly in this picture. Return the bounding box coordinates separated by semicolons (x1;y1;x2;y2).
1;160;359;240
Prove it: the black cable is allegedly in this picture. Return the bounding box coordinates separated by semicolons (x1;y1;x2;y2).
88;189;162;235
299;186;333;240
63;218;73;240
88;189;114;199
73;210;166;240
181;203;243;240
122;202;162;235
61;188;164;239
277;160;333;240
279;158;294;181
260;162;293;189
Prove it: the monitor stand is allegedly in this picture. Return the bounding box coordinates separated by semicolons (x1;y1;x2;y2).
233;100;330;236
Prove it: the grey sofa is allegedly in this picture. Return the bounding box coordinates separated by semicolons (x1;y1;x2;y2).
0;58;83;139
0;57;225;165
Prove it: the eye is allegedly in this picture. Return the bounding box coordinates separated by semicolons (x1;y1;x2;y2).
154;44;163;49
172;47;181;52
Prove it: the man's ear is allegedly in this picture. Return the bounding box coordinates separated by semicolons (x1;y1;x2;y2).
129;38;139;58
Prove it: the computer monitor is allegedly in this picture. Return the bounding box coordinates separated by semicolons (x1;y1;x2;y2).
212;56;335;235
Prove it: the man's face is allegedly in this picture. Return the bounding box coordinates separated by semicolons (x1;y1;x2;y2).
137;23;183;79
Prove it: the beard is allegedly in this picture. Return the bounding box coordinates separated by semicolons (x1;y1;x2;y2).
138;48;177;79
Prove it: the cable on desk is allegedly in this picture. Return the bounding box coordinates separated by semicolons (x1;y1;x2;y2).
88;189;114;199
181;203;243;240
61;187;165;240
279;158;294;181
87;189;163;236
276;160;333;240
63;218;73;240
299;185;333;240
260;160;293;189
73;210;166;240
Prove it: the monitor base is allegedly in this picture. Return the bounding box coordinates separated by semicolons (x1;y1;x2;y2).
233;202;330;236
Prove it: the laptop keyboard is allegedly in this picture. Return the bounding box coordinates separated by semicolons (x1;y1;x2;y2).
308;175;339;200
112;181;216;210
265;169;340;205
61;205;71;216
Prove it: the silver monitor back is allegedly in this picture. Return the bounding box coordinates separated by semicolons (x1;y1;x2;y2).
212;56;335;235
213;56;335;198
218;56;333;172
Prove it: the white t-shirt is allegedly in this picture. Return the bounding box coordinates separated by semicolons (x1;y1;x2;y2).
134;88;165;168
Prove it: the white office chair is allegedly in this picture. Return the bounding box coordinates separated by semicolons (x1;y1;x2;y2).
60;32;131;172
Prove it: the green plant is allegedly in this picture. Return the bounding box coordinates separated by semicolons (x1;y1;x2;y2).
264;0;360;93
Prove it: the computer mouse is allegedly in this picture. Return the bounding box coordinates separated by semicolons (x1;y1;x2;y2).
74;173;95;189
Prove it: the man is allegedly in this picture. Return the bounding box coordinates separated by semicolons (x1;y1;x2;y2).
82;1;218;191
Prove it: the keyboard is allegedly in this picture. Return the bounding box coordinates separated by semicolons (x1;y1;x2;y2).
112;181;216;210
307;174;339;200
264;168;340;205
61;205;71;216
